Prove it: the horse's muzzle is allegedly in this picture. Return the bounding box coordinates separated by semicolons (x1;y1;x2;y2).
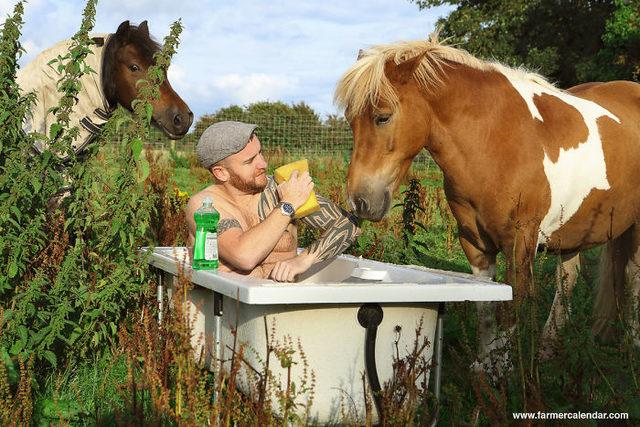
349;189;391;222
172;110;193;134
156;107;193;139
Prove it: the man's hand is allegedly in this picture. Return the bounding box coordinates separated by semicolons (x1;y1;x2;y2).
277;170;314;211
269;252;317;282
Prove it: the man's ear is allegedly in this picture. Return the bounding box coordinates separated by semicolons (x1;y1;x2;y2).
211;165;229;182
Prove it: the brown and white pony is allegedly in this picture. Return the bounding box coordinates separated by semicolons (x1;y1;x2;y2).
335;35;640;369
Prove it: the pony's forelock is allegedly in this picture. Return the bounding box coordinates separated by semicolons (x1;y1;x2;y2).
334;33;555;120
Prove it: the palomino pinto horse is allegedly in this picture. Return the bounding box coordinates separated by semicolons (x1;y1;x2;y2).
335;36;640;369
18;20;192;162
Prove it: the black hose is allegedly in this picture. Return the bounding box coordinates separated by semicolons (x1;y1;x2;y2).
357;303;384;421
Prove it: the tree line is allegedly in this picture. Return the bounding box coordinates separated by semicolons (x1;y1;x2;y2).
190;101;353;153
411;0;639;87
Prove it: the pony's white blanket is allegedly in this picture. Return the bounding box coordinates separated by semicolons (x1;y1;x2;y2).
17;34;113;161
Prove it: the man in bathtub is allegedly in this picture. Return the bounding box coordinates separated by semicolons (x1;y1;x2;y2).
185;121;360;282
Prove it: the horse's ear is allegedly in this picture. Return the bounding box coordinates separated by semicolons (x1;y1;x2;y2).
385;52;427;85
139;20;149;37
357;49;365;60
116;20;131;39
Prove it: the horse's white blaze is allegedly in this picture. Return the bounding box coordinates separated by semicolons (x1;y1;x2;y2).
501;72;621;244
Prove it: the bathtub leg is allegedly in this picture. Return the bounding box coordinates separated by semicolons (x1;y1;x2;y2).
430;303;444;427
213;291;223;403
155;267;163;325
214;291;223;363
357;304;384;421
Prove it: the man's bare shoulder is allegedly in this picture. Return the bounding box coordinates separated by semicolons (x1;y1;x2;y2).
185;186;216;216
186;185;238;219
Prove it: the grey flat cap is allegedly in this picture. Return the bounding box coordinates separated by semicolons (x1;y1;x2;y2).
196;121;257;169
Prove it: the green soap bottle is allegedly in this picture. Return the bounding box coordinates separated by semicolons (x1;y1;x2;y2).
192;196;220;270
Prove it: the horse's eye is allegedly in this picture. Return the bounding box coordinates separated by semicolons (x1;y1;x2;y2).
374;115;391;126
128;64;141;72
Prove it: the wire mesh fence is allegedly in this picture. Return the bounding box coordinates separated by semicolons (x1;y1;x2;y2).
112;113;434;165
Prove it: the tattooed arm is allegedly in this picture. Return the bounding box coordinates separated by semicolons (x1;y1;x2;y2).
217;218;242;236
270;195;360;282
298;195;361;262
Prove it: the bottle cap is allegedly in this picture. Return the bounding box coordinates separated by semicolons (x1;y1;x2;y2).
202;196;213;207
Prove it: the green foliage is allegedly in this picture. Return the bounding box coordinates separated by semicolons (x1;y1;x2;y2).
0;2;47;292
437;255;640;424
0;2;32;171
168;147;190;168
46;0;98;160
394;178;428;250
0;0;68;363
0;353;33;424
412;0;639;86
23;156;640;423
576;0;640;82
32;353;127;425
194;101;321;137
0;0;185;371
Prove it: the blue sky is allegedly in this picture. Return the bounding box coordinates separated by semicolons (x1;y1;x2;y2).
2;0;453;123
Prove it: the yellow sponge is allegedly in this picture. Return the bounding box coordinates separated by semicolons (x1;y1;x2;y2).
274;159;320;218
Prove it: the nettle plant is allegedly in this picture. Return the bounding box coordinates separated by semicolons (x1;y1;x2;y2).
0;0;184;368
394;178;429;262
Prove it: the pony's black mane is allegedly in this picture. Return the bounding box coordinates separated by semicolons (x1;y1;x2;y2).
101;23;161;106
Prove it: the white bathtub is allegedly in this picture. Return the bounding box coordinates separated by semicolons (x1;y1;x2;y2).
146;247;511;424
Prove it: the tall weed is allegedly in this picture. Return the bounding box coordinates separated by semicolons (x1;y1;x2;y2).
0;0;185;371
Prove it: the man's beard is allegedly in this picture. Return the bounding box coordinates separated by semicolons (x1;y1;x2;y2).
228;169;268;194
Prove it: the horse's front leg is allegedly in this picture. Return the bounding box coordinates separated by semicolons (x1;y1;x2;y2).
457;233;503;376
482;232;538;378
468;229;537;379
447;199;498;352
539;252;580;360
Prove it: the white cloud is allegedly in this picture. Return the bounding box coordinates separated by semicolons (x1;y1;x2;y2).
14;0;454;122
0;0;13;17
21;39;42;63
167;63;186;88
211;73;299;105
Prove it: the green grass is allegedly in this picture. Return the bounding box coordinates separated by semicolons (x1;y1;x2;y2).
162;154;639;423
170;166;209;195
33;353;128;426
31;150;640;425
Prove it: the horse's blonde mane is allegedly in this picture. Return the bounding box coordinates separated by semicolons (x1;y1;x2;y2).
334;33;556;119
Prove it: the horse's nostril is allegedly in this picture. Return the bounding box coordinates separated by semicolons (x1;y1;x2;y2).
348;198;357;212
173;111;193;130
355;197;369;213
